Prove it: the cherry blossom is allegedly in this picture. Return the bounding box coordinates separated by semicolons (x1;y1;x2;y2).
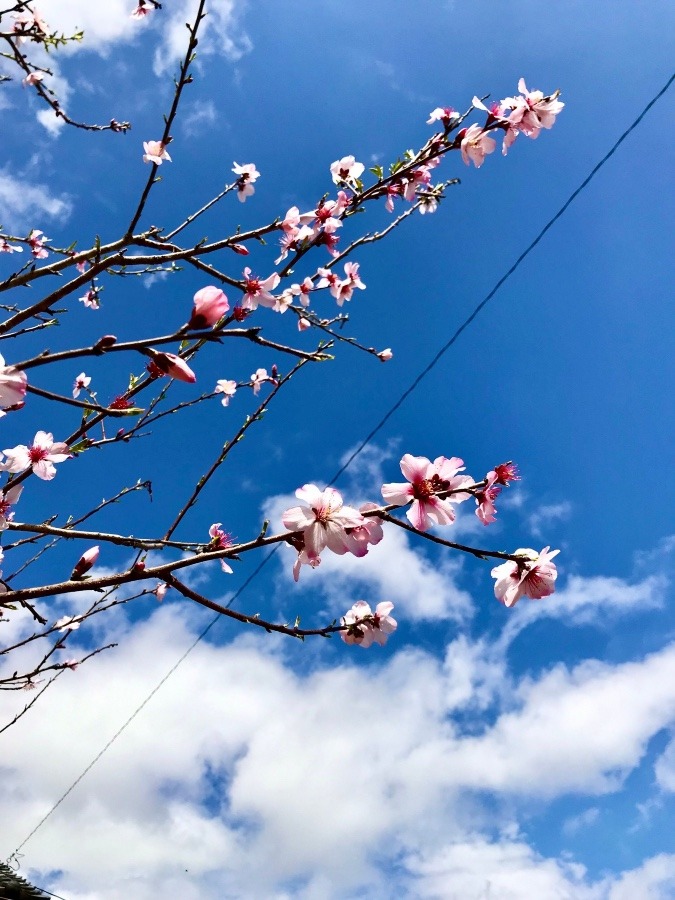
340;601;397;648
343;502;384;557
28;229;49;258
150;352;196;383
143;141;171;165
0;239;22;253
333;262;366;306
493;461;520;486
22;71;44;87
427;106;459;127
70;546;100;580
215;379;237;406
131;1;154;18
282;484;365;562
79;289;100;309
381;454;474;531
250;368;270;395
241;268;281;311
499;79;565;155
418;193;440;215
154;583;168;602
55;615;82;632
208;523;233;573
459;124;496;168
232;162;260;202
189;286;229;328
286;277;314;308
330;155;364;186
491;547;560;607
377;348;393;362
0;485;22;530
475;471;500;525
72;372;91;399
1;431;70;481
0;354;27;409
297;317;311;332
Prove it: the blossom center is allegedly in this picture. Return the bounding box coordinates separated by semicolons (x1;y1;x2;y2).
28;446;47;464
413;473;449;501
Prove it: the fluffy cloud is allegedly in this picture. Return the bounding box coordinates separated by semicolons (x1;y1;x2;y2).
0;169;72;231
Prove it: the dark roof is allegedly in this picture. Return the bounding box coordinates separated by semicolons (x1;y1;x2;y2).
0;863;51;899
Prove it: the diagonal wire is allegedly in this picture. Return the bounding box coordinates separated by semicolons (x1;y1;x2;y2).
6;71;673;872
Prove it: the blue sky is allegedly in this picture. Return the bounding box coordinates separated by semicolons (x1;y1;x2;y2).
0;0;674;897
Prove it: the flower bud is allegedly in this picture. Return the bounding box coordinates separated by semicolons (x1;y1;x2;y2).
189;286;230;329
70;546;100;580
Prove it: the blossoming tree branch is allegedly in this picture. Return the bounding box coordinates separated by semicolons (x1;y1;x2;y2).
0;0;564;702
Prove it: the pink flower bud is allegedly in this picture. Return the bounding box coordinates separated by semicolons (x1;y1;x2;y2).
150;351;196;384
377;348;393;362
230;243;250;255
298;317;311;332
70;546;100;580
189;286;230;328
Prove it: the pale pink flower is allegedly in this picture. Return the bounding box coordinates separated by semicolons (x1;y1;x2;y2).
70;546;100;579
62;659;79;670
55;615;81;632
131;1;154;18
0;485;22;530
343;502;384;558
316;267;340;294
292;545;321;582
385;182;403;213
241;268;280;311
281;205;314;234
232;162;260;202
0;239;23;253
189;286;229;328
1;430;70;481
475;471;500;525
75;259;88;273
427;106;459;126
377;348;393;362
28;229;49;258
79;289;100;309
403;166;432;202
459;124;496;168
330;155;364;186
341;601;397;648
333;262;366;306
289;277;314;308
23;71;44;87
154;583;168;601
143;141;171;165
0;354;27;408
208;523;233;573
493;461;520;485
250;368;269;395
381;454;473;531
418;193;439;215
298;317;311;332
215;379;237;406
151;352;196;383
282;484;365;562
72;372;91;398
491;547;560;607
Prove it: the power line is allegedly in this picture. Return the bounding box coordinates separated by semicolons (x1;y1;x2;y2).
6;71;673;875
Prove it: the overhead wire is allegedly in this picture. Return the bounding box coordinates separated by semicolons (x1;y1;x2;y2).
6;71;674;874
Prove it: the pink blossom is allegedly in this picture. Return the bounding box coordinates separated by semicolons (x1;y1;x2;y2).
250;368;270;395
330;155;364;186
381;454;473;531
131;1;154;18
0;239;23;253
298;317;311;332
475;471;500;525
0;354;27;409
491;547;560;607
343;502;384;558
402;166;432;202
316;267;340;294
22;71;44;87
208;523;233;573
79;289;100;309
154;583;168;602
62;659;79;670
493;461;520;486
282;484;365;562
459;124;496;169
232;162;260;202
385;182;403;213
1;430;70;481
189;286;229;328
427;106;459;126
28;229;49;258
143;141;171;165
499;79;564;154
333;262;366;306
0;485;22;530
215;379;237;406
418;193;439;215
241;267;280;311
151;352;196;383
72;372;91;399
377;348;393;362
70;546;100;580
55;615;81;632
341;601;397;648
288;277;314;308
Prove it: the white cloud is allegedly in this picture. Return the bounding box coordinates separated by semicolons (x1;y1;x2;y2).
0;169;72;231
563;806;601;836
528;500;572;538
181;99;218;136
654;733;675;792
